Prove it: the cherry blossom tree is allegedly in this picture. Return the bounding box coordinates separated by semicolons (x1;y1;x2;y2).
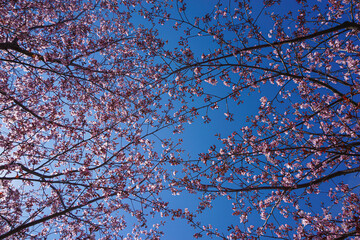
156;0;360;239
0;0;187;239
1;0;360;239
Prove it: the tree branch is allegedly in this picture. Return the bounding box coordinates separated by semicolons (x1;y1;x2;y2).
167;21;360;77
202;166;360;193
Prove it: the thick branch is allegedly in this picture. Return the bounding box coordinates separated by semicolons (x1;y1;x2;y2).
167;21;360;77
0;174;150;239
0;194;110;239
0;89;84;130
203;166;360;193
334;230;360;240
0;36;130;74
199;62;359;107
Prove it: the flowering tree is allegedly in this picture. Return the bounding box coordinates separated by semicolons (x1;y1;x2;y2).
158;0;360;239
1;0;360;239
0;0;186;239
